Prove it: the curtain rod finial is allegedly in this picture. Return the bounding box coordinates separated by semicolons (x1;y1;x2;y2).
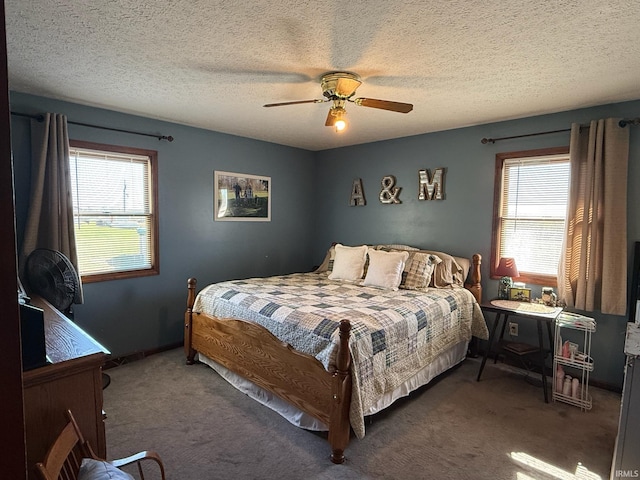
620;118;640;128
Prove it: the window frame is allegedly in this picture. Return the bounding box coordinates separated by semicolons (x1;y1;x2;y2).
490;146;569;287
69;140;159;283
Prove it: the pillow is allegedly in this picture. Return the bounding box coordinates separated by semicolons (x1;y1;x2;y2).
374;244;420;252
361;248;409;290
401;251;442;290
78;458;135;480
328;244;368;281
453;255;471;285
314;243;336;273
420;250;465;288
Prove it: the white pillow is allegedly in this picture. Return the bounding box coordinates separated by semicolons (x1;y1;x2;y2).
361;248;409;290
328;244;368;281
78;458;135;480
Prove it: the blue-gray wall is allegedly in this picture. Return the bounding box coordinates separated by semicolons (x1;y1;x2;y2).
10;92;317;357
314;100;640;390
10;91;640;389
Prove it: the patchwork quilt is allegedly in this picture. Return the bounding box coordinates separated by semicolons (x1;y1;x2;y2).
193;272;488;438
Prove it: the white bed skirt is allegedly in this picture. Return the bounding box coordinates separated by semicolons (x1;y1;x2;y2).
197;340;469;433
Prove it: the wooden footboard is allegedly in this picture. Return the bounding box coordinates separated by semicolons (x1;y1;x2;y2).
184;278;352;464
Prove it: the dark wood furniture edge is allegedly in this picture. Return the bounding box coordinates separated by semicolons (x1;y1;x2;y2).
0;5;26;472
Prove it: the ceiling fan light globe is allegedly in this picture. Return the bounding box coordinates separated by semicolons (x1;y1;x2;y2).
334;119;347;132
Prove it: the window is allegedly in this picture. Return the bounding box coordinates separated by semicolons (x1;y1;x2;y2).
491;147;570;286
69;141;159;282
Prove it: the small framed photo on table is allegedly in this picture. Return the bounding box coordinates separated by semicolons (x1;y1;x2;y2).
509;287;531;302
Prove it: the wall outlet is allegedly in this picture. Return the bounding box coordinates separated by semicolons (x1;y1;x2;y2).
509;322;519;336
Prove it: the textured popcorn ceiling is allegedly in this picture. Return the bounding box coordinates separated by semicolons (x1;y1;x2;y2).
5;1;640;151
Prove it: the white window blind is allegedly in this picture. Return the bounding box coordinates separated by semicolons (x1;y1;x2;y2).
69;147;154;277
499;154;570;277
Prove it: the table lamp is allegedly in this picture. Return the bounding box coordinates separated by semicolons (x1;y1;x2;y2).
496;257;519;299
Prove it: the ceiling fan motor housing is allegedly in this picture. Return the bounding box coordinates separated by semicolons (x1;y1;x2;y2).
321;72;361;100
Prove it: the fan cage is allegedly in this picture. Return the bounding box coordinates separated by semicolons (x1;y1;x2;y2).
25;248;81;312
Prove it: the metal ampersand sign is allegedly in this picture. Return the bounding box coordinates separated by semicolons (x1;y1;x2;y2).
379;175;401;204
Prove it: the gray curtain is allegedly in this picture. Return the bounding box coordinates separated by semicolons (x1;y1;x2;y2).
558;118;629;315
20;113;83;303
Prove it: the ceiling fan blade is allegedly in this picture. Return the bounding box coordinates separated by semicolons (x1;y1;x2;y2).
325;109;336;127
263;99;324;107
335;77;362;97
353;98;413;113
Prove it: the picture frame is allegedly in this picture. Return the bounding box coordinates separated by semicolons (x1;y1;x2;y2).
509;287;531;302
214;171;271;221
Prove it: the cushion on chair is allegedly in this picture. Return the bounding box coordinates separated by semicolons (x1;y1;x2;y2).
78;458;135;480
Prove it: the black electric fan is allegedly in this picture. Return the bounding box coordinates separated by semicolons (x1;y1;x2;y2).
25;248;82;313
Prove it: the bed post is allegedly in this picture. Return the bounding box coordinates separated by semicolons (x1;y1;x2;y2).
465;254;482;304
328;319;352;464
185;277;197;365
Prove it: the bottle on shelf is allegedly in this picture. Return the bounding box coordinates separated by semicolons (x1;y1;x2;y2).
552;311;595;410
556;365;565;392
571;377;580;398
562;376;572;396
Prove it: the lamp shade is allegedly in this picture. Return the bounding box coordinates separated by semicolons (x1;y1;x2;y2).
495;257;519;278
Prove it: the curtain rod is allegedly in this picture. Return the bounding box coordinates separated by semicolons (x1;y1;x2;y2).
619;117;640;127
10;111;174;142
481;128;570;144
481;117;639;144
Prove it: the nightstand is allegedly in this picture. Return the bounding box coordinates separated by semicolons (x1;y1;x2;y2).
476;299;563;402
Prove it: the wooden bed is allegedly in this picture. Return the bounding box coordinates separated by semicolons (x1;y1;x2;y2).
184;252;483;464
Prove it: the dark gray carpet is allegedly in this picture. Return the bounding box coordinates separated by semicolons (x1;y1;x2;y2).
103;348;619;479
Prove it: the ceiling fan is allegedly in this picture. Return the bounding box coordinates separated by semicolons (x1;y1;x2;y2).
263;72;413;132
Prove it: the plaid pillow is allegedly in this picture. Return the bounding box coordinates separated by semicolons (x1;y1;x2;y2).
400;252;442;290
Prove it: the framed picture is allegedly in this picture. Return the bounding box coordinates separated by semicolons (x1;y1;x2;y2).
509;287;531;302
214;171;271;221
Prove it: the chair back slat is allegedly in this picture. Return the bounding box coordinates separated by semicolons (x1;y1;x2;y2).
68;447;82;472
36;422;82;480
60;445;85;480
60;461;75;480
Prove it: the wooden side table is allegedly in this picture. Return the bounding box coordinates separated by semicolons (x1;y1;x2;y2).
476;299;563;403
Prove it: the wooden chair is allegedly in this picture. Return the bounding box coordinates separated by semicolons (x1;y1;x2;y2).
36;409;166;480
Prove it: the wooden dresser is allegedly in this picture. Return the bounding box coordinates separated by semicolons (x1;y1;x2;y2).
22;296;110;480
